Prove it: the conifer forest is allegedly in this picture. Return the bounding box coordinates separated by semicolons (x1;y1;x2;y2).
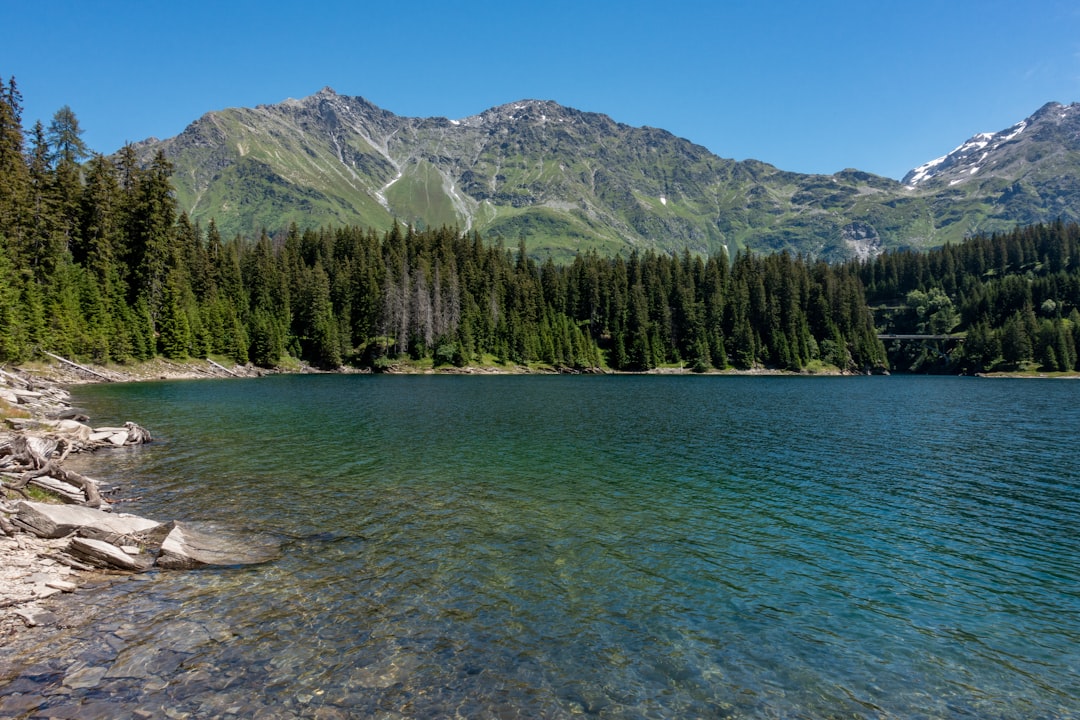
2;78;1079;375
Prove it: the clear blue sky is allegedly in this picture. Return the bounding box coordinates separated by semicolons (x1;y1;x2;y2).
4;0;1080;180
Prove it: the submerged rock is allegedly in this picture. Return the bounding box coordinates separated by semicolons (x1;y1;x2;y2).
157;522;281;569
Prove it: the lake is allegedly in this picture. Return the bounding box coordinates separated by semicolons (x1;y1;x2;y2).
2;375;1079;718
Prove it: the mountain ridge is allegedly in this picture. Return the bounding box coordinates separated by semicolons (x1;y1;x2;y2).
134;90;1080;261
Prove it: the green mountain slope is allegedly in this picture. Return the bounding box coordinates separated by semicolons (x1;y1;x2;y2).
134;89;1080;261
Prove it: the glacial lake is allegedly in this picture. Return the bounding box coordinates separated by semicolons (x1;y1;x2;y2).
2;374;1079;718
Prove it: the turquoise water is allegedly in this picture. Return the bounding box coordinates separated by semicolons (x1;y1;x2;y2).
4;375;1080;718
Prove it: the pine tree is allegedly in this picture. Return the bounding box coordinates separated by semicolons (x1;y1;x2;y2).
0;75;29;250
0;242;26;361
47;106;87;256
127;149;177;328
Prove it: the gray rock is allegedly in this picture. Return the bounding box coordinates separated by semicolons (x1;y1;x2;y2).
157;522;281;569
14;606;59;627
32;584;62;599
68;537;153;572
63;664;109;689
14;501;161;539
46;579;78;592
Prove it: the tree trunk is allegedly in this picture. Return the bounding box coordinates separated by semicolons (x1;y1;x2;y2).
21;462;104;508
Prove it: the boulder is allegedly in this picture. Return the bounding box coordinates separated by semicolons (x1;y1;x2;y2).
68;536;153;571
11;389;44;402
52;419;93;442
157;522;281;570
14;501;161;540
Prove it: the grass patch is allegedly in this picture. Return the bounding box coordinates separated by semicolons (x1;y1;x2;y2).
802;360;844;375
0;399;30;420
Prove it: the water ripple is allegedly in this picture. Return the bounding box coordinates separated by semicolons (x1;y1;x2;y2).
5;375;1077;719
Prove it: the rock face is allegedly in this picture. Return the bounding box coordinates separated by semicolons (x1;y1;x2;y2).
157;522;281;570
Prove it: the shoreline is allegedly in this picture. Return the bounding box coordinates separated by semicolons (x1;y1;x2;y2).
0;357;274;645
0;363;186;643
4;357;1075;637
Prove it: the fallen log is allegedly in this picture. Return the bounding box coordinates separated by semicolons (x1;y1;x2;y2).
206;358;241;377
20;462;104;507
0;367;30;387
1;435;58;470
26;475;86;504
39;350;116;382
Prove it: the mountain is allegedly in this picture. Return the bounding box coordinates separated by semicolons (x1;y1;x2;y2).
134;90;1080;261
901;102;1080;231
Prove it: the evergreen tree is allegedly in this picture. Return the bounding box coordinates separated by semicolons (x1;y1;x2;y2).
0;75;29;250
127;149;177;327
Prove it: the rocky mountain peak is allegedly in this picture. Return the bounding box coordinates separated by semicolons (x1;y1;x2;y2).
133;90;1080;262
903;101;1080;188
458;99;581;129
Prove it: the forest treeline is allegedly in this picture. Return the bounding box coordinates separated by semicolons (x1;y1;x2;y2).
854;220;1080;373
1;80;1078;374
0;78;886;373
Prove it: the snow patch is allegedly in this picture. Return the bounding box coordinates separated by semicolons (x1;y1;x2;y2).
1001;120;1027;142
374;171;403;211
906;119;1028;186
906;155;947;185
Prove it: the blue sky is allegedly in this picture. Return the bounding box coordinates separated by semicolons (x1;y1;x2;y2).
4;0;1080;180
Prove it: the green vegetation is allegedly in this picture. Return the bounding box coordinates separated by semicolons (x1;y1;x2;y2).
2;80;1077;377
858;221;1080;373
144;91;1080;263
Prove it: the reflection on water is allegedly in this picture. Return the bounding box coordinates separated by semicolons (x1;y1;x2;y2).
2;375;1079;718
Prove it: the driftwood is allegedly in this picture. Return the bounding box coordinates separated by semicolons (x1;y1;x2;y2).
124;421;153;444
206;358;241;377
0;436;104;507
22;463;104;507
38;350;115;382
0;367;29;387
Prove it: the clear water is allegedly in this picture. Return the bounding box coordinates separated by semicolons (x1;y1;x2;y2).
3;375;1079;718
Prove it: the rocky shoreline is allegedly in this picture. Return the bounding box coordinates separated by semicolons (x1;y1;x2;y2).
0;359;273;646
6;356;1060;647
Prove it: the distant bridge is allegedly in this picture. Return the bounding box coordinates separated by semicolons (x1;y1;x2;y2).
877;334;964;341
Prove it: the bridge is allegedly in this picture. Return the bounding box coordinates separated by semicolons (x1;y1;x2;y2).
876;334;964;341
